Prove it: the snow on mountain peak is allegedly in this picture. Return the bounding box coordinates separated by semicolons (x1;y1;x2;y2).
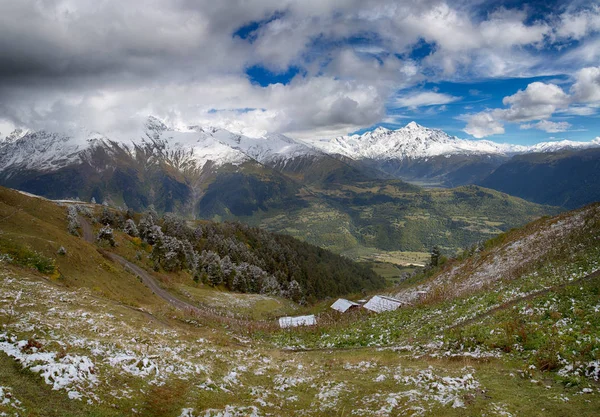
405;121;422;130
372;126;391;135
1;118;598;175
3;129;29;144
145;115;169;131
303;124;600;161
0;116;321;174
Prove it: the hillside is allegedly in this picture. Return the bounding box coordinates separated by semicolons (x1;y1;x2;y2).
479;148;600;209
0;188;599;416
248;182;558;256
0;187;383;304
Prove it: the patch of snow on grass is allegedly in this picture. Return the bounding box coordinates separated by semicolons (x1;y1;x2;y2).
394;367;480;410
0;385;25;415
0;333;97;400
180;405;261;417
314;382;348;411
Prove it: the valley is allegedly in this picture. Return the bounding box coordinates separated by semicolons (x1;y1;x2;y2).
0;185;598;416
2;2;600;416
0;119;571;260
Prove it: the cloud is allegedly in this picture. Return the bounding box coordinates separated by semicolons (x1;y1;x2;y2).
500;82;570;122
0;74;385;139
395;91;460;108
462;66;600;137
555;5;600;41
570;66;600;103
0;1;598;139
520;120;571;133
463;112;505;139
558;106;597;116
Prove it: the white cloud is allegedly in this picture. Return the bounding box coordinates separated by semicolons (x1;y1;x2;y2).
463;112;505;139
556;5;600;41
500;82;570;122
462;66;600;137
570;66;600;103
395;91;460;108
520;120;571;133
558;106;597;116
0;74;384;139
0;119;17;139
323;48;422;87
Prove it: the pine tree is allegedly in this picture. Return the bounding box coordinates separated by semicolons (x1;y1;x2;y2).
145;225;163;246
124;219;139;237
286;280;304;303
138;214;155;243
66;206;80;236
100;206;114;226
260;275;282;296
97;225;115;246
430;245;441;267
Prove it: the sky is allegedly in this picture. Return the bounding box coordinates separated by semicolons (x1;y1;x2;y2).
0;0;599;145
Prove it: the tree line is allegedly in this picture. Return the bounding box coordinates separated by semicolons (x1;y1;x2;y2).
90;206;385;304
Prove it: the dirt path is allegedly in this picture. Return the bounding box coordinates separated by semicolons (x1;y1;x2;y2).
103;250;203;315
78;215;95;242
78;215;203;316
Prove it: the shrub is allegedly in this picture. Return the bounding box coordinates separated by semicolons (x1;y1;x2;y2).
97;225;116;247
0;239;56;274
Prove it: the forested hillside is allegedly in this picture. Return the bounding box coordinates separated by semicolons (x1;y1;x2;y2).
91;203;385;304
479;148;600;209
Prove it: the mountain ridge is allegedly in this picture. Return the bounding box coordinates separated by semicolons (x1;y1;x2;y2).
3;118;599;176
303;121;600;161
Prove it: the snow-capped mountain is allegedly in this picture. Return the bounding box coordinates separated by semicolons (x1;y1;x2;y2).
525;138;600;153
0;116;319;175
303;121;600;161
2;118;598;175
0;129;114;174
1;118;599;213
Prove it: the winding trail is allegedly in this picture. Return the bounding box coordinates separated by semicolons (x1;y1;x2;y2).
78;216;203;316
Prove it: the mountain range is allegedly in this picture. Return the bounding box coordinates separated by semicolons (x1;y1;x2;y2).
3;118;598;182
1;117;598;255
305;122;600;188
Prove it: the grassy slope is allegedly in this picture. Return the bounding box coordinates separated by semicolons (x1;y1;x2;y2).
0;188;162;308
0;188;598;416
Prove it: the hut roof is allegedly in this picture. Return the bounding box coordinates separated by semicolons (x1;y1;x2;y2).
330;298;360;313
278;314;317;328
363;295;403;313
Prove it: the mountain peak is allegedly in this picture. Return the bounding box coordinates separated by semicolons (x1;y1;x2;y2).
4;128;29;143
145;115;169;132
372;126;390;134
404;121;423;130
